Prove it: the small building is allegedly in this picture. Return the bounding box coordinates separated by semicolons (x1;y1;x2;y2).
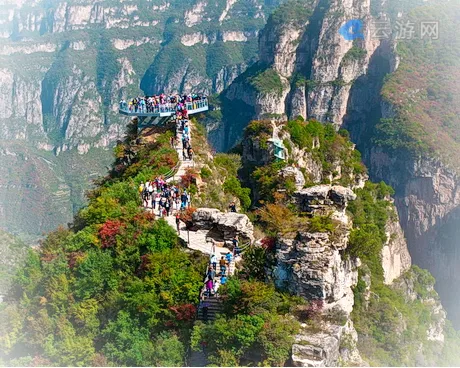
267;138;286;161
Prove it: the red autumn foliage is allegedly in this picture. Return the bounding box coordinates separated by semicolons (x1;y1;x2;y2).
133;212;156;226
40;253;57;263
179;207;196;228
169;303;197;321
30;356;52;367
91;353;108;367
180;168;198;187
99;219;124;248
260;236;276;251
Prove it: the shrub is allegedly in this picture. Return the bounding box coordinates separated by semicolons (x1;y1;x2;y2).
249;69;284;96
258;203;297;235
180;168;198;188
223;177;252;211
308;214;336;233
200;166;212;179
99;220;124;248
179;207;196;228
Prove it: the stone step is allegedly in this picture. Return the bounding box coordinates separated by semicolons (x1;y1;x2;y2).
188;349;208;367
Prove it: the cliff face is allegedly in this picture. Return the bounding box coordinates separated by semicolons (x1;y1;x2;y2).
240;121;441;366
215;0;460;332
216;0;386;151
364;145;460;326
0;0;278;239
343;2;460;328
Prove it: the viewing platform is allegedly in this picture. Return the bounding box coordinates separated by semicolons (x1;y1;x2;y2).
119;99;209;117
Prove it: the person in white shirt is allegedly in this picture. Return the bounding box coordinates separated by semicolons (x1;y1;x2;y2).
148;183;154;205
154;193;161;211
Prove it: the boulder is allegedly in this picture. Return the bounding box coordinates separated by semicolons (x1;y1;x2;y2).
280;166;306;190
294;185;356;213
192;208;254;243
292;320;365;367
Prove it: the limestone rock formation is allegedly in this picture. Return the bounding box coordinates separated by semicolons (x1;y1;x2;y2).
276;231;359;314
381;211;412;285
216;0;385;151
293;320;365;367
191;208;254;243
280;166;306;190
294;185;357;213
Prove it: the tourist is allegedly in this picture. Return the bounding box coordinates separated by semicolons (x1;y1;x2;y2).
207;266;216;281
229;202;237;212
219;257;226;274
175;214;181;233
165;200;171;216
221;275;227;285
200;299;209;322
225;251;233;265
138;182;145;199
148;182;154;203
154;192;161;210
181;191;188;209
210;254;217;270
142;188;149;208
233;237;241;258
205;278;213;297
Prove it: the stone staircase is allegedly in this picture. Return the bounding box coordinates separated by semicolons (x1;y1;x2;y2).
196;295;224;322
166;119;194;183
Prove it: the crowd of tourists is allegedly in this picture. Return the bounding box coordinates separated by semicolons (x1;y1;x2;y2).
138;177;191;219
119;93;207;114
178;119;194;161
198;238;242;321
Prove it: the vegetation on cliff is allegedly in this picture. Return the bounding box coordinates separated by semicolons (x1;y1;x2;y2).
380;2;460;172
0;125;207;366
0;230;28;297
2;112;460;367
349;184;460;366
191;279;302;366
242;118;460;366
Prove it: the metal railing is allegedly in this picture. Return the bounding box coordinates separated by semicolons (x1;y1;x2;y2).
164;160;182;181
119;99;208;115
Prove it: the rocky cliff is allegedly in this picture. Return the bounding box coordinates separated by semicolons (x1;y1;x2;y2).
0;0;280;239
214;0;388;151
212;0;460;332
240;119;456;366
343;2;460;328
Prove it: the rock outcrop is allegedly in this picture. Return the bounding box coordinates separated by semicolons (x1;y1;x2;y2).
381;210;412;285
293;320;364;367
276;231;359;315
366;145;460;326
191;208;254;244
